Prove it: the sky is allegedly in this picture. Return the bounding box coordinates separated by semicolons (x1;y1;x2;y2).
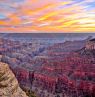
0;0;95;33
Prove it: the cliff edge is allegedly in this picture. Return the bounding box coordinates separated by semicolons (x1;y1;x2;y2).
0;62;28;97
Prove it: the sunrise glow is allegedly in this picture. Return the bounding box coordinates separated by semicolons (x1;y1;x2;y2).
0;0;95;32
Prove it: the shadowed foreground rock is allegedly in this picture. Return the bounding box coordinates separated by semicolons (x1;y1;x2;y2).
0;62;28;97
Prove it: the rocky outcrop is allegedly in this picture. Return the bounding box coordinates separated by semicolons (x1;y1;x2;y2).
0;62;28;97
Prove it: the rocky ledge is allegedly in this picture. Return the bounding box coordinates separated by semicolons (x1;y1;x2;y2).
0;62;28;97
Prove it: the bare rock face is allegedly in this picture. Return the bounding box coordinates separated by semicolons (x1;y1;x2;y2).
0;62;28;97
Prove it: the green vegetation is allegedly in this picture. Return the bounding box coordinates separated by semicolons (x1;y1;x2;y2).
22;87;36;97
26;90;36;97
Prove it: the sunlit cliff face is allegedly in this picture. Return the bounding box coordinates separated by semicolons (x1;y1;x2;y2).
0;62;28;97
0;0;95;33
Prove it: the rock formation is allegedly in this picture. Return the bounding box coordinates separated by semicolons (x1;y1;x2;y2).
0;62;28;97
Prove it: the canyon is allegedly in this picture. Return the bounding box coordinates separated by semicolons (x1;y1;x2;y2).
0;36;95;97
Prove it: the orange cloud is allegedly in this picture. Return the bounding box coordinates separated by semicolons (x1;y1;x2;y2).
0;0;95;33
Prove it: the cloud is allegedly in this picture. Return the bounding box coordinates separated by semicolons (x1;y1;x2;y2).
0;0;95;32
